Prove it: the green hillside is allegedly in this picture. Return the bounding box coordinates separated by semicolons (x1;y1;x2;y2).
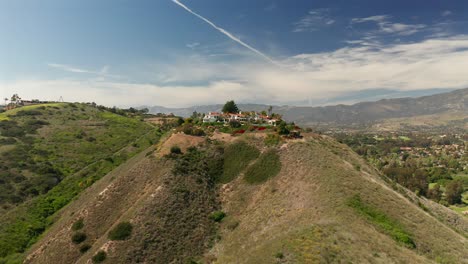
0;103;163;262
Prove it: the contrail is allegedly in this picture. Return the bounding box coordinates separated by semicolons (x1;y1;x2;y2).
171;0;280;66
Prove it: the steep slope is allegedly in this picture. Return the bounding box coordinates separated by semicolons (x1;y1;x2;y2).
211;136;467;263
22;133;468;264
0;103;162;263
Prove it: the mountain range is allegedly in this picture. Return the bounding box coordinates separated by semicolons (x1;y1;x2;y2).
145;88;467;128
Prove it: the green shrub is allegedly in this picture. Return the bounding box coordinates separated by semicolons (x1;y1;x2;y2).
92;251;107;263
170;146;182;155
229;120;241;128
264;134;281;146
71;232;87;244
347;195;415;248
275;252;284;259
244;149;281;184
108;222;133;241
220;142;259;183
209;211;226;222
72;219;84;231
79;244;91;253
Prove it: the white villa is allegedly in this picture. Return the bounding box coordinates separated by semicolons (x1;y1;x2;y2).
202;111;279;126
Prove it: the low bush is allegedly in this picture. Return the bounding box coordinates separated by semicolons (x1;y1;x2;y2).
275;252;284;259
170;146;182;155
220;142;259;183
108;222;133;241
209;211;226;222
79;244;91;253
264;134;281;146
71;232;87;244
92;251;107;263
72;219;84;231
244;149;281;184
347;195;415;248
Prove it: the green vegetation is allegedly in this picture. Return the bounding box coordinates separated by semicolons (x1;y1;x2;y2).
209;211;226;222
244;149;281;184
219;142;260;183
445;180;464;205
347;195;415;248
71;232;87;244
264;134;281;146
275;252;284;259
336;132;467;211
222;100;239;114
72;219;84;231
108;222;133;241
0;103;163;262
170;145;182;155
92;251;107;263
79;244;91;253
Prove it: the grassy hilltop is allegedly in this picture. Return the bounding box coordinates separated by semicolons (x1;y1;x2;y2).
0;103;163;263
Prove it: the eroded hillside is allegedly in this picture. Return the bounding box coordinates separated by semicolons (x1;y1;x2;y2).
22;132;468;264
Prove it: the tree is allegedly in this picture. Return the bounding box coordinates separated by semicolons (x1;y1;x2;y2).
11;94;21;105
277;121;290;135
427;184;442;202
222;100;239;114
445;180;464;205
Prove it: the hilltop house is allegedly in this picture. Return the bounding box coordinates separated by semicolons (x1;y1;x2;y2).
202;111;280;126
203;112;222;123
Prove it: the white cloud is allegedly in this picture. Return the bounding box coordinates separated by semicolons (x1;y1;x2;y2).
5;36;468;107
186;42;200;49
47;63;93;74
47;63;120;78
351;15;426;36
351;15;390;24
441;10;452;17
293;8;335;32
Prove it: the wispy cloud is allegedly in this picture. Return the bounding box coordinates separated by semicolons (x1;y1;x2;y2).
47;63;94;74
264;3;277;12
47;63;120;78
171;0;280;66
351;15;426;36
351;15;389;24
441;10;452;17
186;42;200;49
293;8;335;32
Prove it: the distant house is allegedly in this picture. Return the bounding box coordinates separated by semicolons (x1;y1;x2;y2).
268;119;278;126
229;112;248;122
203;112;222;123
202;110;281;126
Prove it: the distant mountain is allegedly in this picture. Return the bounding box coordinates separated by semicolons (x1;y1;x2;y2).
146;88;467;126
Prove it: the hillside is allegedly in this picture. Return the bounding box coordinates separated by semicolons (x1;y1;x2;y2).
0;103;163;263
146;88;468;130
21;132;468;264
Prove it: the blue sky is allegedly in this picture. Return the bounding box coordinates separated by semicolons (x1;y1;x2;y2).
1;0;468;107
